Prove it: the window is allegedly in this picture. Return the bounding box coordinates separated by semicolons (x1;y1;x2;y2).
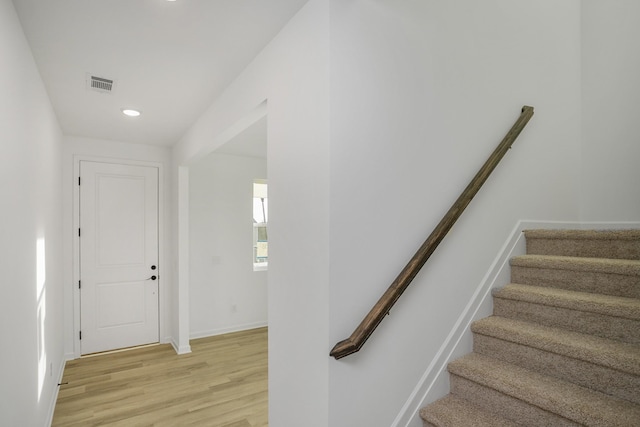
253;180;268;271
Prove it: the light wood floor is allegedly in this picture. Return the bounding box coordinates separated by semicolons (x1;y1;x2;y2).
52;328;268;427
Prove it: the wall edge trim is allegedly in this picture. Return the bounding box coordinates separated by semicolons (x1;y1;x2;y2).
45;358;67;427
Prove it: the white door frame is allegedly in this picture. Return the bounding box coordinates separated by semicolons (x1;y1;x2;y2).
72;155;166;359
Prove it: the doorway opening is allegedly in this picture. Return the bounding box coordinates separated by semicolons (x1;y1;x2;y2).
188;114;268;339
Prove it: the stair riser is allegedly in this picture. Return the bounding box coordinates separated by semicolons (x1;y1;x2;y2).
526;238;640;260
421;396;523;427
473;334;640;404
492;297;640;344
511;266;640;299
449;375;579;426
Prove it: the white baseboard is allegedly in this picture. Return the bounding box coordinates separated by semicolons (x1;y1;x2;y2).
190;321;268;340
391;219;640;427
170;338;192;355
46;358;67;427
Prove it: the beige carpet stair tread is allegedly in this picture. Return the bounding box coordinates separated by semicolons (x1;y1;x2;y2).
510;255;640;275
471;316;640;375
420;395;522;427
525;229;640;239
524;229;640;241
493;283;640;320
523;229;640;260
448;353;640;426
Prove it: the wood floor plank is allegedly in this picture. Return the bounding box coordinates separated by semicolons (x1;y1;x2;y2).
52;328;268;426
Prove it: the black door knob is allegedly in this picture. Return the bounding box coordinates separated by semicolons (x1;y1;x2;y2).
151;265;157;270
150;275;157;280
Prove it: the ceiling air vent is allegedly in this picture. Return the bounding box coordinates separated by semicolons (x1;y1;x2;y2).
86;74;115;93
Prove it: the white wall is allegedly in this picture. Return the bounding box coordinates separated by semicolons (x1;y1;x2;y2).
189;152;268;337
174;0;329;424
581;0;640;221
0;0;64;425
328;1;582;426
173;0;593;425
61;136;173;357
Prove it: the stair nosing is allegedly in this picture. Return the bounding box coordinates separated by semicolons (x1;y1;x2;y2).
471;315;640;375
420;395;523;427
510;254;640;275
523;229;640;241
448;353;640;426
492;283;640;320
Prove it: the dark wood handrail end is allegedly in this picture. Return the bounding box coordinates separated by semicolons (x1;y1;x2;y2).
330;338;359;360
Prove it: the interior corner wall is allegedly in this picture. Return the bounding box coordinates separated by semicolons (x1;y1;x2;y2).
174;0;330;425
0;0;64;425
189;152;268;338
580;0;640;221
61;136;173;357
328;1;582;426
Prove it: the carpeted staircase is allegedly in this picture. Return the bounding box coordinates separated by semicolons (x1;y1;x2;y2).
420;229;640;426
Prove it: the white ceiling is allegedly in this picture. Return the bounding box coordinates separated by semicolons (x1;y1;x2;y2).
13;0;308;146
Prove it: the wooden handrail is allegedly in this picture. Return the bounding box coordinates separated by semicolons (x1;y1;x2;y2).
330;105;534;359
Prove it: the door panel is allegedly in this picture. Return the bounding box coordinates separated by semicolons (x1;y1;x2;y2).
96;175;146;266
96;281;146;328
80;161;159;355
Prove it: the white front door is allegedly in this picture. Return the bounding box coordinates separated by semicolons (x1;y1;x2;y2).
79;161;159;355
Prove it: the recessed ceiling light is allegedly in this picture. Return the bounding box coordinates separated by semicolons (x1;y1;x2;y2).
122;108;141;117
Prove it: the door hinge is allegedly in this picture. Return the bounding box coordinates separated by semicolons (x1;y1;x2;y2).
78;280;81;289
79;331;82;340
78;228;81;237
78;177;81;186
